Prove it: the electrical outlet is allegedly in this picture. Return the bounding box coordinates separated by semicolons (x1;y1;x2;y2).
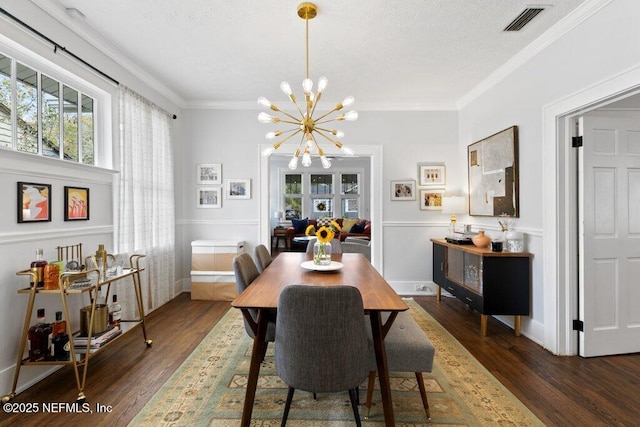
414;284;429;291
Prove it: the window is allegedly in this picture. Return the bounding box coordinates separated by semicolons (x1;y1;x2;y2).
284;174;302;220
0;50;96;165
282;170;362;220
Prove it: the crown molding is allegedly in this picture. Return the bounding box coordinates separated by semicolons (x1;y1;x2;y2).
29;0;187;108
456;0;614;109
183;100;459;111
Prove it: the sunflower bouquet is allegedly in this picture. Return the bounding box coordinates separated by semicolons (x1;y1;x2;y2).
305;220;342;265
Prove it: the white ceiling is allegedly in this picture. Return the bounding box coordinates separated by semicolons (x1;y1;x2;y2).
39;0;587;109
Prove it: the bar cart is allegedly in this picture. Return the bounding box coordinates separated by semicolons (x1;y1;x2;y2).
2;254;151;403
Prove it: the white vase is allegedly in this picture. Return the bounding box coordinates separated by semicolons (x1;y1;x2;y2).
313;241;332;265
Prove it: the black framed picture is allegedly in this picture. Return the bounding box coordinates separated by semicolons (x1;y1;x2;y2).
18;182;52;223
64;186;90;221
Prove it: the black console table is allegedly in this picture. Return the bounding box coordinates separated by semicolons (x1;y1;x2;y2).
431;238;532;336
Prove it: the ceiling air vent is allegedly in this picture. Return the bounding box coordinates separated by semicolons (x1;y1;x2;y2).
503;7;545;31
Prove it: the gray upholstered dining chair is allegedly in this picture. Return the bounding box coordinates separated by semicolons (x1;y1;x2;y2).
275;285;370;426
364;310;435;420
254;244;272;273
304;237;343;254
233;253;276;358
341;239;371;261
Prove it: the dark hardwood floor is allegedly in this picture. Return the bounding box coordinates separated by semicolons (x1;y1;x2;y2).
2;291;639;426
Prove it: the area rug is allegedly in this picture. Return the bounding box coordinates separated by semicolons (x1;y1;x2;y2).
129;299;542;426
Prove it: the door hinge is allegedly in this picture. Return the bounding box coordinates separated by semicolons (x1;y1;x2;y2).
573;319;584;331
572;136;583;147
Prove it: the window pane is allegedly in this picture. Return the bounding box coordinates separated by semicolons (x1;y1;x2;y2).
63;85;78;161
0;54;12;149
16;62;38;153
312;198;333;218
341;173;359;194
285;197;302;220
81;94;94;165
342;198;359;218
310;174;333;195
285;174;302;194
41;74;60;158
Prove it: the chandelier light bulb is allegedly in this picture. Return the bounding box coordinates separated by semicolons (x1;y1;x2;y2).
320;155;331;169
302;78;313;94
317;76;328;93
343;110;358;121
333;130;345;139
262;146;276;156
257;97;272;108
288;156;299;170
280;81;292;96
342;96;354;107
258;112;273;123
341;145;354;155
265;131;277;140
302;151;312;167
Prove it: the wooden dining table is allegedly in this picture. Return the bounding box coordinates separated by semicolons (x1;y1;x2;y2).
231;252;408;426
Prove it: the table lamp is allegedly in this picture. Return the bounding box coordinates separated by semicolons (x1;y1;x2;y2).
441;195;466;236
274;211;285;227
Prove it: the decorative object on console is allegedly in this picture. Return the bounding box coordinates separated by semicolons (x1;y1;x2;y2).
420;189;444;211
471;230;491;248
258;2;357;170
17;182;51;223
197;187;222;208
441;195;466;237
468;126;519;217
505;230;524;252
391;180;416;201
225;179;251;200
196;163;221;185
64;186;90;221
418;163;446;187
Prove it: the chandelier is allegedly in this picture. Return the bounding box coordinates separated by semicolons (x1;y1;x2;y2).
258;2;358;170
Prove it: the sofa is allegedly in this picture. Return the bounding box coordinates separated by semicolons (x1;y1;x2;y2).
286;218;371;249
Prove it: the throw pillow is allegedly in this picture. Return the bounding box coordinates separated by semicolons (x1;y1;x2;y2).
292;218;309;234
350;221;366;234
316;217;334;228
342;218;359;233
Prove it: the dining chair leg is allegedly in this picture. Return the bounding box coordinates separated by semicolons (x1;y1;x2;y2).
348;388;362;427
281;386;295;426
364;371;376;419
415;372;431;419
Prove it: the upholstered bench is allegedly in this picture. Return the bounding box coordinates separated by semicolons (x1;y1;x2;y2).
365;310;436;420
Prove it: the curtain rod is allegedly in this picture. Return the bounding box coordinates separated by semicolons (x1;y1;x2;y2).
0;7;119;86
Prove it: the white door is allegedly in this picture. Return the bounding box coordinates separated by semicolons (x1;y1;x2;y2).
579;110;640;357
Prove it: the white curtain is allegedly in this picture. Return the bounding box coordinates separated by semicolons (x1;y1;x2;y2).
117;86;175;319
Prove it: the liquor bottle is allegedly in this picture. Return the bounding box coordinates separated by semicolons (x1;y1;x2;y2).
52;311;66;338
30;248;48;288
109;294;122;328
28;308;52;362
52;324;70;361
95;244;107;277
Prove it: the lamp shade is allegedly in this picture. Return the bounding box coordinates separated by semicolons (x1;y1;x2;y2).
441;196;466;215
274;211;284;220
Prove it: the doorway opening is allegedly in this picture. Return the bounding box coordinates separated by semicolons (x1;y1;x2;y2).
543;65;640;356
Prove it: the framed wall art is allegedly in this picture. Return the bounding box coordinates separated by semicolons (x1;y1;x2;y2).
197;187;222;208
418;163;446;187
17;182;52;223
225;178;251;199
467;126;519;217
391;180;416;201
197;163;222;185
64;186;90;221
419;189;444;211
